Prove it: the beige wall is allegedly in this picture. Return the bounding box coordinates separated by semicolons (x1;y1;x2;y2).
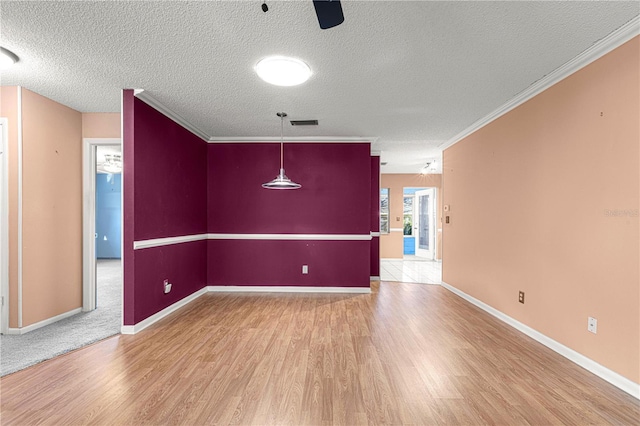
2;88;117;330
82;112;120;138
1;87;20;327
21;88;83;326
443;37;639;383
380;174;442;259
0;87;115;328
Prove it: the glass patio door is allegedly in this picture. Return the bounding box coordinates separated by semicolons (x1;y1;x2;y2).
414;188;435;259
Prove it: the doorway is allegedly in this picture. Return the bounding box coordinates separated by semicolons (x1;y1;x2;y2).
82;138;121;314
403;187;436;260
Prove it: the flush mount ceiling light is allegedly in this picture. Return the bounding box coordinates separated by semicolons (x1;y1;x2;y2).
0;47;19;70
420;161;438;175
103;154;122;173
262;112;301;190
255;56;311;86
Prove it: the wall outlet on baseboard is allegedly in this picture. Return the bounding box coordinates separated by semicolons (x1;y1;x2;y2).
163;279;172;294
302;265;309;274
588;317;597;334
518;291;525;304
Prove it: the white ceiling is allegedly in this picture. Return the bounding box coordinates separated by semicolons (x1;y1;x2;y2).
1;1;638;173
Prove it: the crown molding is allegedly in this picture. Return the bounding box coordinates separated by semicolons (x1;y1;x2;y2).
133;89;210;141
208;136;375;143
439;16;640;152
132;89;378;145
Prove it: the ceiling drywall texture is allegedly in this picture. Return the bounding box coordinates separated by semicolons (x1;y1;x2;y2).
1;1;638;173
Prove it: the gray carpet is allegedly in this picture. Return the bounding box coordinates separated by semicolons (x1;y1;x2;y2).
0;259;121;376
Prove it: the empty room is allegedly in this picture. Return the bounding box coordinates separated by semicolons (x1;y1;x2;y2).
0;1;638;425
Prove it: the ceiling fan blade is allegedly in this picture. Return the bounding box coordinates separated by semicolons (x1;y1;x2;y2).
313;0;344;29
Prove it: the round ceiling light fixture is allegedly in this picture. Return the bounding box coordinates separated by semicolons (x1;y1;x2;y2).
0;47;19;70
255;56;311;86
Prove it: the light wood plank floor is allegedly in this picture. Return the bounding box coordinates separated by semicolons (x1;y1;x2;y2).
1;282;638;425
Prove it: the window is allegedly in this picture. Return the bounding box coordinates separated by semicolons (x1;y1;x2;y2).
380;188;389;233
403;196;413;235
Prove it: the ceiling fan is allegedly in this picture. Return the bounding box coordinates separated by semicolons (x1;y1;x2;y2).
262;0;344;30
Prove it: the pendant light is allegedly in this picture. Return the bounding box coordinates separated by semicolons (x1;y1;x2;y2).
262;112;302;190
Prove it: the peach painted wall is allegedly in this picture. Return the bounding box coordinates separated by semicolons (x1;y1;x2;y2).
21;88;83;326
442;37;639;383
380;174;442;259
0;87;20;327
82;112;120;138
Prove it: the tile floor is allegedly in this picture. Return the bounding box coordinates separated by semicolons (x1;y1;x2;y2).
380;256;442;284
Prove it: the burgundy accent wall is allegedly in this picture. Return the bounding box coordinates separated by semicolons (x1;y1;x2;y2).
208;143;370;234
370;237;380;277
134;241;207;321
133;101;207;239
122;90;136;325
207;143;371;288
370;156;380;277
122;91;208;325
208;240;370;287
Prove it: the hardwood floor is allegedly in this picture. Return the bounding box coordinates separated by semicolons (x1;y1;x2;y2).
1;281;638;425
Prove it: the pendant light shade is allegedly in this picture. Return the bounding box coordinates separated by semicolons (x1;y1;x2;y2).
262;112;302;190
262;168;301;189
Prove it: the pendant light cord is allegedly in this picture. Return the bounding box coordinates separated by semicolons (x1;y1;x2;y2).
280;113;284;171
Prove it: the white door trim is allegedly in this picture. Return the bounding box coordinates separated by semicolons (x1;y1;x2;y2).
16;87;23;328
0;118;9;333
82;138;121;311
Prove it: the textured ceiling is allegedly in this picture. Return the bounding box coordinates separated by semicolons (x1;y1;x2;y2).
1;1;638;173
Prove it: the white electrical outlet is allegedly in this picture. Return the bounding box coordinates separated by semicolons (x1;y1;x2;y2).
302;265;308;274
163;279;172;294
588;316;597;334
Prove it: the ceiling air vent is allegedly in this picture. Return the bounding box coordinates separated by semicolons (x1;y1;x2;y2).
290;119;318;126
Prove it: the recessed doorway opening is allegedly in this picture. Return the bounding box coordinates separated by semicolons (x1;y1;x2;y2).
82;139;122;318
402;187;437;260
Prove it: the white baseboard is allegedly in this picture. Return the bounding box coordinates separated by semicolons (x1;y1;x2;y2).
120;287;208;335
4;308;82;335
440;281;640;400
370;276;380;281
207;285;371;294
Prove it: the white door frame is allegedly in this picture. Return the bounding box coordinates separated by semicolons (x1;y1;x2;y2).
82;138;121;311
414;188;436;260
0;118;9;333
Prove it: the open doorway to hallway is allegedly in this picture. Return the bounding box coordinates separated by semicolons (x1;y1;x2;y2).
0;140;124;376
82;138;122;315
0;140;123;376
94;146;122;312
379;186;442;284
